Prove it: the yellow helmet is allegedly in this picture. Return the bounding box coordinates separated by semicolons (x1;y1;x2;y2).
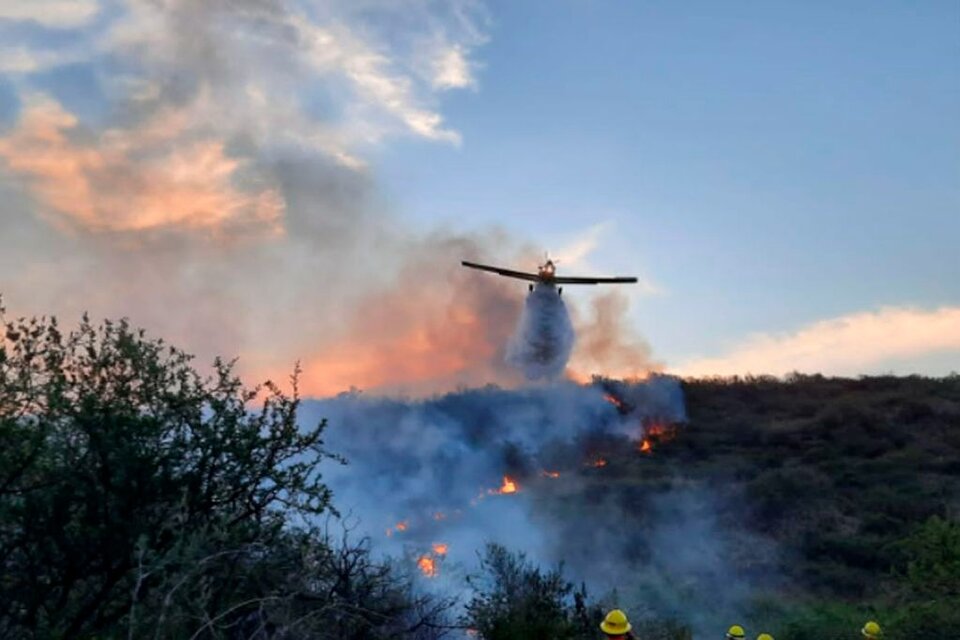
600;609;632;635
756;634;775;640
726;625;746;639
861;621;882;638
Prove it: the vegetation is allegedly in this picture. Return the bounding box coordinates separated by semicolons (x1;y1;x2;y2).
574;374;960;638
2;301;957;639
462;544;599;640
0;304;452;639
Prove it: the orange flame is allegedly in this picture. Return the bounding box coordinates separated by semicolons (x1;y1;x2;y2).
387;521;409;537
432;543;449;556
603;393;625;410
589;457;608;468
636;421;677;455
495;476;518;494
417;555;437;578
541;470;561;478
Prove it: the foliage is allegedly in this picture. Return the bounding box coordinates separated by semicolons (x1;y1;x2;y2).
0;303;451;639
895;515;960;599
462;544;600;640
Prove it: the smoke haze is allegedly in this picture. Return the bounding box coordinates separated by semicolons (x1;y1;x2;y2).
302;378;777;634
0;0;658;397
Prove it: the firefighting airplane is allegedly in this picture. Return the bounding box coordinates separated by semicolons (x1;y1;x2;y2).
461;259;637;295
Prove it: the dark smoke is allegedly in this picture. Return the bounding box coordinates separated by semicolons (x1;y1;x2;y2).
506;284;575;380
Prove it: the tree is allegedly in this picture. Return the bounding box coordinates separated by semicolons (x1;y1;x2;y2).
0;303;451;639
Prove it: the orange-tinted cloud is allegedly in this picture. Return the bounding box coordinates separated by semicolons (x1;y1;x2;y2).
675;306;960;377
0;98;283;235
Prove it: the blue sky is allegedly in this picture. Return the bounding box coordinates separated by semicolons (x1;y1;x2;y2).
373;0;960;371
0;0;957;388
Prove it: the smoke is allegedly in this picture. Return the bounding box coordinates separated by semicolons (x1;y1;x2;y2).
0;0;659;396
300;376;777;631
304;378;684;566
506;284;575;381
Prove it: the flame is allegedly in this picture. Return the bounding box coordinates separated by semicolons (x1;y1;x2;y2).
589;457;608;468
493;475;518;494
603;393;625;410
417;555;437;578
387;520;409;536
636;421;677;455
541;470;561;478
476;476;520;502
432;543;449;556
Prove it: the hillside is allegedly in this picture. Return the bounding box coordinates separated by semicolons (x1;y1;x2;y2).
553;374;960;638
2;307;957;638
677;374;959;599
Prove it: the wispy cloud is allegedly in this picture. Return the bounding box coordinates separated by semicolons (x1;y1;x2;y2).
676;306;960;377
0;0;656;396
0;1;100;29
0;0;487;234
430;45;475;90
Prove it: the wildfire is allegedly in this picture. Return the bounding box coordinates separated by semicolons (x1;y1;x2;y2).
541;470;561;478
386;520;409;537
417;555;437;578
432;543;448;556
496;476;518;494
603;393;625;410
589;457;608;468
636;421;677;455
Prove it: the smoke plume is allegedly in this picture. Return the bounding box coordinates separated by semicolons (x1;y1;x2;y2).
301;377;776;631
0;0;659;396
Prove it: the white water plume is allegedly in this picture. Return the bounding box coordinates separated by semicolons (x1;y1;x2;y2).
506;284;575;380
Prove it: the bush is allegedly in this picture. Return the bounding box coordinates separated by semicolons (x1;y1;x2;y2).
0;305;450;639
462;544;599;640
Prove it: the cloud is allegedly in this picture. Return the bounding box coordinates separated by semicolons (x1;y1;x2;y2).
0;1;100;29
553;222;611;267
0;0;658;397
0;96;283;234
675;306;960;377
431;45;475;90
0;47;65;74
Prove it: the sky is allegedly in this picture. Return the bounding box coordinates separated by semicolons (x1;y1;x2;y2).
0;0;957;394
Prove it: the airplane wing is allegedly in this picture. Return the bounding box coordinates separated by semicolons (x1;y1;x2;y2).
461;261;540;282
552;276;638;285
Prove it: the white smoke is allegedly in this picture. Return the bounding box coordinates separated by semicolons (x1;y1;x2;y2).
299;377;784;634
300;378;688;587
506;284;575;380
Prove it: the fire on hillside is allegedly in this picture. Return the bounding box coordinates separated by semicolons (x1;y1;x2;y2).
320;378;686;579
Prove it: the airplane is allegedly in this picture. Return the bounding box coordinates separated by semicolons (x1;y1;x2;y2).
461;258;637;296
